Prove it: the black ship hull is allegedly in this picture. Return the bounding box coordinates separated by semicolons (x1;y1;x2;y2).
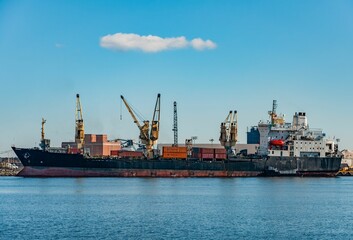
12;147;341;177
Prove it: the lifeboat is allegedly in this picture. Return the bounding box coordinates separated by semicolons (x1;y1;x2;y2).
270;139;285;146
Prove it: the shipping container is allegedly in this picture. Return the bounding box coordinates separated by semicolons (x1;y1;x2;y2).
118;150;144;157
111;150;119;156
162;152;187;159
163;146;187;153
201;153;214;159
191;152;201;159
192;148;214;153
191;148;227;159
215;148;227;154
68;148;81;154
215;153;227;159
200;148;214;154
192;147;201;153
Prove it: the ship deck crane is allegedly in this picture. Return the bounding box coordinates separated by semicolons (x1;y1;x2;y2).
219;110;238;154
120;94;161;156
39;118;50;150
75;94;84;150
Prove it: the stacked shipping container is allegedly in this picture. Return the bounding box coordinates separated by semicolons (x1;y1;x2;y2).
192;148;227;160
162;146;187;159
215;148;227;159
110;150;144;158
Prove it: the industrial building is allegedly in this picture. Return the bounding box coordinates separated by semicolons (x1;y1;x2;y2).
247;126;260;144
62;134;121;157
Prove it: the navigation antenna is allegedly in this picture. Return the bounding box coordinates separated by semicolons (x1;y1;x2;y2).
172;101;178;146
272;100;277;114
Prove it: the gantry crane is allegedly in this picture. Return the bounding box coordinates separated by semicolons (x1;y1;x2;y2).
219;110;238;154
75;94;84;149
120;94;161;156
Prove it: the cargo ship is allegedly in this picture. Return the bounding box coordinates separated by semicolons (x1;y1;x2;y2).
12;96;342;177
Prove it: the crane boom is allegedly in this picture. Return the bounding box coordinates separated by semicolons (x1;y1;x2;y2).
75;94;84;149
120;94;161;155
120;95;150;145
150;94;161;145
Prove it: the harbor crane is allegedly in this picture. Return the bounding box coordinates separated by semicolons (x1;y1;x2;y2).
75;94;84;150
219;110;238;154
120;94;161;156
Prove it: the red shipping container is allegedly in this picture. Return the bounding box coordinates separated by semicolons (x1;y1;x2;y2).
215;148;227;154
68;148;81;154
118;151;144;157
111;150;119;156
201;153;214;159
215;153;227;159
200;148;214;154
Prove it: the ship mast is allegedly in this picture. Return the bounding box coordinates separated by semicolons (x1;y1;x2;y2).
268;100;277;125
41;118;46;141
268;100;284;126
172;101;178;147
39;118;50;151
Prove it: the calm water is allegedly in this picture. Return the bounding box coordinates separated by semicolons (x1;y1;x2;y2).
1;177;353;240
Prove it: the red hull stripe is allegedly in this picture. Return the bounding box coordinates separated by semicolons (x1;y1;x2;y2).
18;166;263;177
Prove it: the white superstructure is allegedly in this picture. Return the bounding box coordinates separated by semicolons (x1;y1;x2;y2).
258;101;338;158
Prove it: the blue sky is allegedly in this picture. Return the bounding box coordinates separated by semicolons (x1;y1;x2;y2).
1;0;353;155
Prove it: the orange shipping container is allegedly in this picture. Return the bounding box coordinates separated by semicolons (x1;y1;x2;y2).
163;146;187;153
162;152;187;159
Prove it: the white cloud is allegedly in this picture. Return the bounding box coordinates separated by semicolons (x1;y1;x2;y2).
191;38;217;50
100;33;216;53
